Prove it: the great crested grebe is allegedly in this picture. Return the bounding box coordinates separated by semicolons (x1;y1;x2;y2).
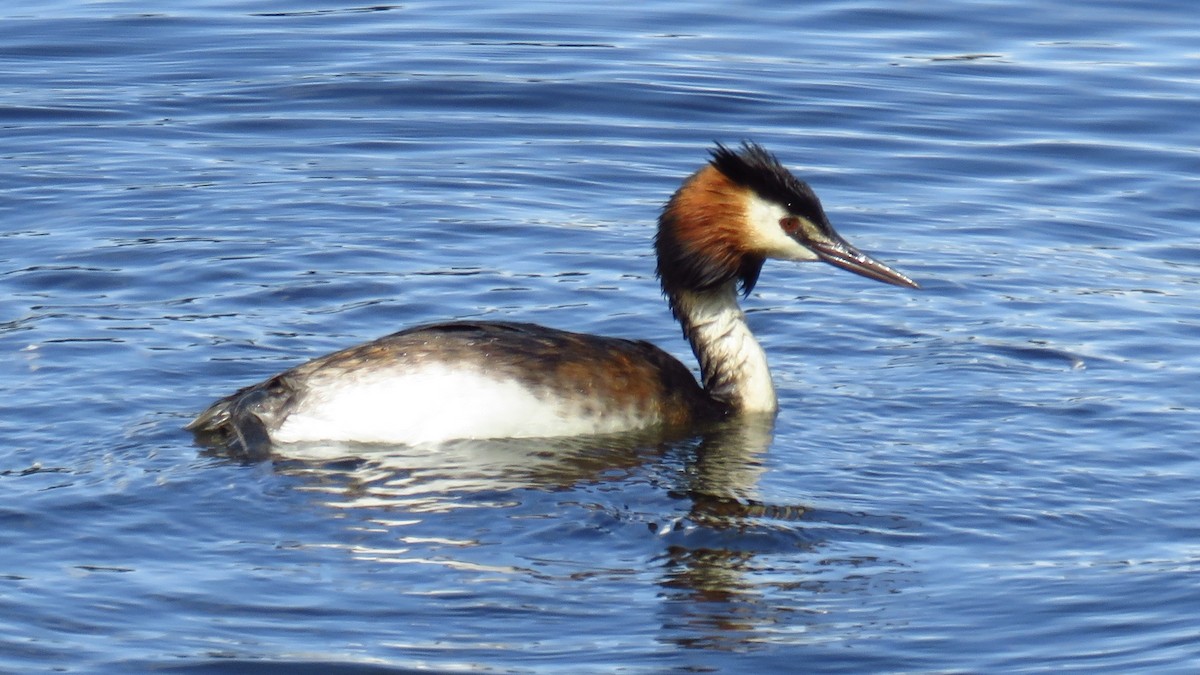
188;142;918;453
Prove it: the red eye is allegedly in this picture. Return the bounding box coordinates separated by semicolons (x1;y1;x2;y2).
780;216;801;234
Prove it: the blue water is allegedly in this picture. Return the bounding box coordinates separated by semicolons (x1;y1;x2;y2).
3;1;1199;672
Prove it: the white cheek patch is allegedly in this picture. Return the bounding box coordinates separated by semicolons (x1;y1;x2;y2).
742;192;820;262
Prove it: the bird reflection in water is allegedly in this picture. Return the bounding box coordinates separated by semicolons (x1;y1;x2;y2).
201;415;908;650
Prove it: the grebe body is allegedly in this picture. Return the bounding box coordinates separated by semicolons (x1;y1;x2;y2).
194;321;722;449
188;143;917;453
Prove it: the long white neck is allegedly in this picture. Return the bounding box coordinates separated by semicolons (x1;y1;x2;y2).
670;282;777;414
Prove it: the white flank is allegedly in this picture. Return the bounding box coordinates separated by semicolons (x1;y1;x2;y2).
272;363;649;446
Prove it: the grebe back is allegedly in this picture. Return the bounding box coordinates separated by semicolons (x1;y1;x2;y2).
188;142;918;454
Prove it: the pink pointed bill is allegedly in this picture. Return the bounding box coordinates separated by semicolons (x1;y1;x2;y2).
808;238;919;289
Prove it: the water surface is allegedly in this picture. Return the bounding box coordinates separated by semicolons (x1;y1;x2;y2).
3;1;1199;672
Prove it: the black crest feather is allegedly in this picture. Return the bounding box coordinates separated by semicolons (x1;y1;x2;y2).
709;141;828;227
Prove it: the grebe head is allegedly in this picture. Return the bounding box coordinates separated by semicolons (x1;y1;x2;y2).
655;142;919;297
